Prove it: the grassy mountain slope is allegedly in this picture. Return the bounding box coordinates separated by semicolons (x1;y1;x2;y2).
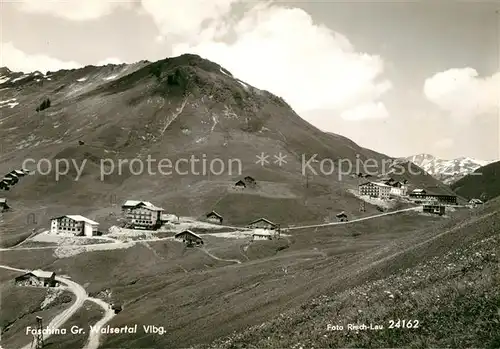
2;199;492;348
451;160;500;202
0;54;454;247
196;198;500;349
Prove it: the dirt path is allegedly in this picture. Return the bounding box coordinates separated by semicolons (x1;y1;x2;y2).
198;247;242;264
287;206;421;230
83;297;116;349
0;264;113;349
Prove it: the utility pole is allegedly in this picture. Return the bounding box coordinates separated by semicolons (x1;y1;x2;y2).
496;10;500;159
358;173;366;212
304;174;310;206
32;316;44;349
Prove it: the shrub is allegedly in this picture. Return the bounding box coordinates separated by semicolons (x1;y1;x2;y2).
36;98;51;112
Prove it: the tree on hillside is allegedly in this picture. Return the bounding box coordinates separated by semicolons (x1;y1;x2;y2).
36;98;51;112
480;192;488;202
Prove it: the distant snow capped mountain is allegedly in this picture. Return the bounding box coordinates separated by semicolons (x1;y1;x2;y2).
404;153;493;185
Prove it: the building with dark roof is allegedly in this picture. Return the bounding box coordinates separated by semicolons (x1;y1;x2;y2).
206;211;223;224
409;188;457;205
175;230;204;246
247;218;277;230
0;198;10;212
15;270;57;287
234;180;246;189
121;200;164;230
336;212;348;222
422;205;445;216
244;176;256;185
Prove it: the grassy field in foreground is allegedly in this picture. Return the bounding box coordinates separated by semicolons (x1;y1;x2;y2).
0;275;74;349
197;202;500;349
0;205;491;349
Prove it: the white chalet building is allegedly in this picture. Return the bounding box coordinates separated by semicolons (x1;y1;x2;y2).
50;215;99;236
389;181;408;196
359;181;392;199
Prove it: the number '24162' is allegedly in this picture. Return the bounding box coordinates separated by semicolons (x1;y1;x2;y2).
388;319;420;329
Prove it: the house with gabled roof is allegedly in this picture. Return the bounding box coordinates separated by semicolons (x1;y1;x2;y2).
121;200;164;230
0;198;10;212
3;175;18;185
247;218;277;230
336;211;348;222
206;210;223;224
234;180;246;189
13;170;26;177
15;270;57;287
409;188;457;205
389;181;407;196
0;181;9;190
50;215;99;236
244;176;256;186
358;181;391;200
469;198;484;208
175;230;204;246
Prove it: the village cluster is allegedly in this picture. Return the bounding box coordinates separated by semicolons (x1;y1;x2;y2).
2;172;486;294
2;175;281;248
0;168;30;191
356;174;483;215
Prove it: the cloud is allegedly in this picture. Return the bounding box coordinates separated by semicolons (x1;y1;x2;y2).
8;1;392;120
144;2;391;116
424;68;500;119
434;138;454;149
0;42;82;73
96;57;124;66
340;102;389;121
12;0;131;21
141;0;237;42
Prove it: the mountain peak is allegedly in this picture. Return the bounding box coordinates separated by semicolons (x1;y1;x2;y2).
404;154;492;185
154;53;233;77
0;66;12;76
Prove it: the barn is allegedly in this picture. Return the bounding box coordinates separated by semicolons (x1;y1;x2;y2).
13;170;26;177
247;218;277;230
469;198;483;208
15;270;57;287
422;205;445;216
206;211;223;224
244;176;256;186
0;198;9;212
175;230;204;246
234;180;246;189
2;176;17;185
336;212;348;222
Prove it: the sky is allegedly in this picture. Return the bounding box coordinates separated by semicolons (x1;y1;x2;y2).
1;0;499;160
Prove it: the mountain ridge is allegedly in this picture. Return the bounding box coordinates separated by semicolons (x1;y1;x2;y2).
451;160;500;201
1;54;455;247
403;153;494;185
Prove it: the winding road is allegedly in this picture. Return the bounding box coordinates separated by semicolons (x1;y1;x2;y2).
0;265;114;349
286;206;422;230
